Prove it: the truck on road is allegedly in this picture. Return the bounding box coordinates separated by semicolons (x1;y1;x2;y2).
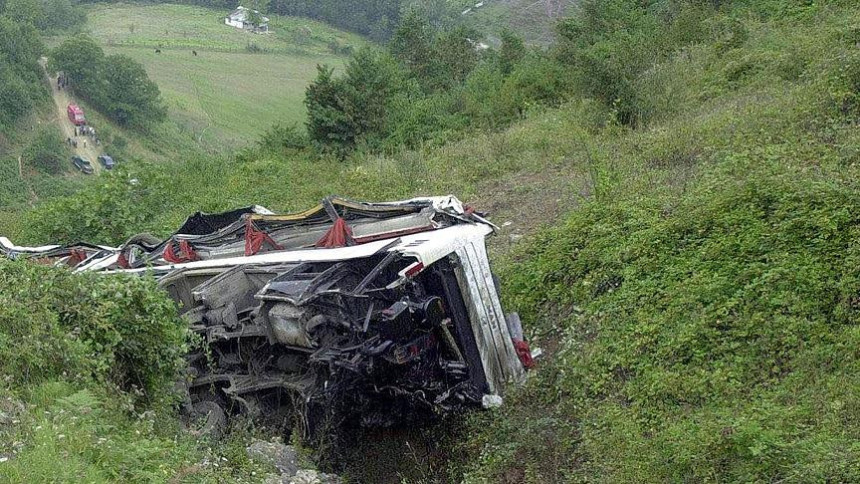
67;103;85;125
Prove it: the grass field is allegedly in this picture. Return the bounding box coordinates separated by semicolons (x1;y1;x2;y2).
107;46;341;145
78;3;362;148
84;3;363;55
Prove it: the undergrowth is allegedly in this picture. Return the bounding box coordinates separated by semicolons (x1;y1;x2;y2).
0;261;271;482
2;1;860;482
461;2;860;482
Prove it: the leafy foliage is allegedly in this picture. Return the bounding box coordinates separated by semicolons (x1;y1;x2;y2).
2;0;85;30
50;35;166;129
305;13;568;153
0;16;45;130
24;126;67;174
0;260;186;400
24;167;159;245
304;65;355;154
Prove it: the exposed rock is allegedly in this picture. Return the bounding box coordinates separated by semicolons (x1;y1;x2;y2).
248;440;341;484
0;397;24;427
246;440;299;477
288;469;342;484
262;469;342;484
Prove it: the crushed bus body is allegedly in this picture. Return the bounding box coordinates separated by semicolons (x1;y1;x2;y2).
1;196;531;437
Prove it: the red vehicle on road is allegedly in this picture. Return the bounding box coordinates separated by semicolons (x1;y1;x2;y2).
67;103;85;125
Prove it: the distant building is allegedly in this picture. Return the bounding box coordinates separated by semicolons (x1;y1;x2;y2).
225;6;270;33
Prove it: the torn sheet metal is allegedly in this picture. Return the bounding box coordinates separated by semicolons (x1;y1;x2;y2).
1;195;528;437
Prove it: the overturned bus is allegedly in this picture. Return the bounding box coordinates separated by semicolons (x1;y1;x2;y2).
1;196;532;436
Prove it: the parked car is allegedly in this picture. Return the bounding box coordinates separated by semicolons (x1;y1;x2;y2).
72;156;94;174
98;155;116;170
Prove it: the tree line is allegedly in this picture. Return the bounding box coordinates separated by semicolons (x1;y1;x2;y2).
2;0;85;32
0;0;86;132
0;16;45;132
298;9;567;156
49;36;166;129
296;0;749;157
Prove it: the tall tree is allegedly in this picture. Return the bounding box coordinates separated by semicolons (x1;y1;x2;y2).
39;0;86;31
0;16;44;130
430;25;479;89
102;54;166;127
0;59;35;127
342;47;409;141
498;29;526;75
3;0;43;27
50;36;166;129
305;65;355;153
48;35;104;86
389;9;434;81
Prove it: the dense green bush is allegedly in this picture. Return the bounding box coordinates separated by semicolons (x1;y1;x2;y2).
24;127;67;174
305;13;569;154
258;122;308;152
0;261;187;400
0;16;46;131
49;35;166;129
23;167;161;245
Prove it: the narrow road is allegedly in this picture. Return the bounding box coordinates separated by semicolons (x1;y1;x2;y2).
40;57;103;173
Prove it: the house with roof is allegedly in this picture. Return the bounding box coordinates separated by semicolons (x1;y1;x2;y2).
225;6;270;33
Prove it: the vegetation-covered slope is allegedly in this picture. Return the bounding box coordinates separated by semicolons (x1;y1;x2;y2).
462;0;574;46
0;261;273;481
4;0;860;482
461;2;860;482
79;3;360;147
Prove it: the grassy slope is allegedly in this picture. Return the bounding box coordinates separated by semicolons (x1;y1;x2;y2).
461;4;860;482
106;47;335;145
4;1;860;482
81;3;360;148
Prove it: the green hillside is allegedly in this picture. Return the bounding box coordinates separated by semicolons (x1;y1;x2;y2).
79;3;361;148
462;0;574;45
3;0;860;482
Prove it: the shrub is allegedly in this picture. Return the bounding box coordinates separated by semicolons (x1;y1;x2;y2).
24;126;66;175
0;260;187;401
23;171;159;245
259;122;308;152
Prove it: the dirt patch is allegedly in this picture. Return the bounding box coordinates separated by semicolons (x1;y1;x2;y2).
469;162;588;258
40;58;104;173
